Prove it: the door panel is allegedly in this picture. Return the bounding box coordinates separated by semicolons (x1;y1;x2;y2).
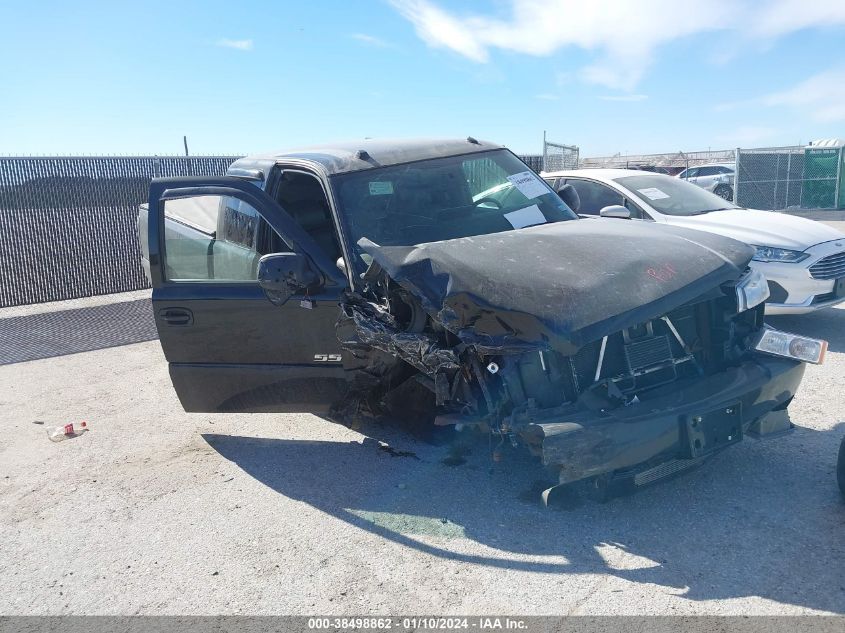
147;176;349;413
169;364;347;413
155;284;345;413
153;284;342;365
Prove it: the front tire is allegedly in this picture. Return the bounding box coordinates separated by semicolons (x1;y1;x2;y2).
837;436;845;499
714;184;733;201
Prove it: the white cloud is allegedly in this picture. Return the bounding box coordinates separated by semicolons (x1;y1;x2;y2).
216;38;253;51
761;67;845;122
351;33;390;48
716;67;845;123
599;94;648;102
749;0;845;38
389;0;488;62
389;0;733;90
389;0;845;90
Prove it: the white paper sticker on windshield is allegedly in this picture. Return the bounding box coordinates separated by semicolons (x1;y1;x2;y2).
504;204;546;229
369;181;394;195
637;187;670;200
507;171;549;200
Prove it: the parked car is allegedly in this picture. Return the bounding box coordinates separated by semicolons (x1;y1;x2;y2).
677;163;735;201
542;169;845;314
137;138;824;500
628;164;672;175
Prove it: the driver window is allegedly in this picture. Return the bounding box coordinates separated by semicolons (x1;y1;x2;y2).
162;195;263;282
273;171;342;262
565;180;624;215
624;199;648;220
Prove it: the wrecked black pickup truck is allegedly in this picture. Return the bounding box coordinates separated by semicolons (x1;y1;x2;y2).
138;138;827;497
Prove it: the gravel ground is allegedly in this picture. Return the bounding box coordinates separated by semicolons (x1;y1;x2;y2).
0;292;844;615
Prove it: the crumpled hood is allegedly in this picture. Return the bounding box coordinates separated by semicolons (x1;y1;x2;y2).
360;218;754;355
666;209;845;251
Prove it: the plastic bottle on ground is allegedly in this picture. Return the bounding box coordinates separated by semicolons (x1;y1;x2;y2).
46;421;88;442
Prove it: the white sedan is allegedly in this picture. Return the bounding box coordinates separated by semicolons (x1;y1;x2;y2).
541;169;845;315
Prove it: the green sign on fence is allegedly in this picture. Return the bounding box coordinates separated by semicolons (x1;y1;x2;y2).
801;147;841;210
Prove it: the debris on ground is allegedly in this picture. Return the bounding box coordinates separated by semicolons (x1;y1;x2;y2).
46;421;89;443
376;443;419;460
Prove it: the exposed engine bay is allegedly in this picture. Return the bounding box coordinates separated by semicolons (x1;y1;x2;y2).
331;220;805;494
338;256;764;436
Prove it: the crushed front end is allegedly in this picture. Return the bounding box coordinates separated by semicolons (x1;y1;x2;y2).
336;221;822;493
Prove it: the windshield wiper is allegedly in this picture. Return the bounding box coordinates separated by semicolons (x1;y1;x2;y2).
689;207;731;215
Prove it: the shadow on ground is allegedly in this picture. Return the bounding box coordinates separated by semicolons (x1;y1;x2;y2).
201;308;845;613
0;299;158;364
205;414;845;613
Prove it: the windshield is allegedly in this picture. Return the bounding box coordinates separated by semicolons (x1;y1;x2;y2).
615;174;739;216
334;149;577;260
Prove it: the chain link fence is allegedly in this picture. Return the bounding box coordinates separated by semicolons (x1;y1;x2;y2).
520;155;544;172
580;149;735;175
735;145;844;211
579;144;845;211
542;137;579;172
0;156;239;307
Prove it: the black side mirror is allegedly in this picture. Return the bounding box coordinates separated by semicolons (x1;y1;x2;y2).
258;252;322;305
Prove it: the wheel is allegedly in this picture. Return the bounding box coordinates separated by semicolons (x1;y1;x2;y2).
837;435;845;499
714;184;733;201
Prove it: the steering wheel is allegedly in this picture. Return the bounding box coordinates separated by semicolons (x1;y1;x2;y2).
473;197;502;209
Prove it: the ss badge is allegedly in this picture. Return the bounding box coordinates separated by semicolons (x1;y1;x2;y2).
314;353;342;362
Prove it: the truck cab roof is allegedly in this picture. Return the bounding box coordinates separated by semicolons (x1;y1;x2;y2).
228;137;502;178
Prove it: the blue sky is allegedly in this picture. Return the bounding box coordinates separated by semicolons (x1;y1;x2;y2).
1;0;844;157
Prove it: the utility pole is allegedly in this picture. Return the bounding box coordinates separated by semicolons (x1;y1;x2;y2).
542;130;547;171
183;136;191;176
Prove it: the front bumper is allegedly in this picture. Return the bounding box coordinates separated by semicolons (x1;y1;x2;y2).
765;294;845;315
757;241;845;314
528;355;805;485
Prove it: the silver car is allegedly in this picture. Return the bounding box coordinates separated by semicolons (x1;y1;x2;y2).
677;163;735;201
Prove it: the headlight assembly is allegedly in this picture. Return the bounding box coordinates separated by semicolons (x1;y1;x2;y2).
753;327;827;364
751;245;809;263
736;268;770;312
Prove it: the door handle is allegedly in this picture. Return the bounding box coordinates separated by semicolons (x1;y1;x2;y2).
159;308;193;326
